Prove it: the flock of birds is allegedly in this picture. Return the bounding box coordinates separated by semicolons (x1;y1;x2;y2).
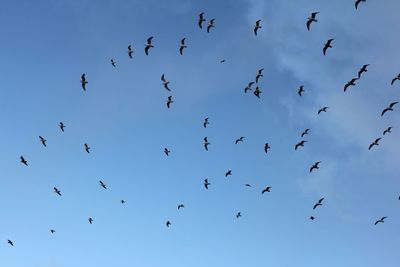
5;0;397;248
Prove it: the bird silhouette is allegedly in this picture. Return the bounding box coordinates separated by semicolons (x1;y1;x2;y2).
307;12;319;31
310;216;315;220
235;136;245;144
301;128;310;137
355;0;366;10
207;19;215;33
144;36;154;55
236;212;242;218
383;127;392;135
128;45;133;59
310;161;321;172
245;184;252;187
368;138;381;150
50;229;56;234
53;187;62;196
20;156;28;166
264;143;271;153
245;82;254;93
225;170;232;177
198;12;206;29
220;59;226;63
179;38;187;55
88;217;94;224
313;198;324;210
262;186;271;194
358;64;369;78
295;140;307;150
298;85;305;96
84;143;90;153
203;117;209;128
381;102;398;116
178;204;185;210
253;86;262;98
164;148;170;156
318;107;329;114
254;20;262;36
80;73;88;91
323;39;334;55
166;221;171;227
121;200;125;204
39;136;47;147
344;78;359;92
204;179;210;189
161;74;171;91
255;68;264;83
110;58;116;67
203;137;210;151
99;180;107;189
59;122;65;132
7;240;14;246
374;217;387;225
166;96;173;109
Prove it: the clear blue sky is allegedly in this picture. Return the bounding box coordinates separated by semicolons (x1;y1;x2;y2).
0;0;399;266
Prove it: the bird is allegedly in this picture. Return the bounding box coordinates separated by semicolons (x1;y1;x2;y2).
355;0;366;10
53;187;62;196
254;19;262;36
204;179;210;189
253;86;262;98
235;136;245;144
383;127;392;135
310;216;315;220
121;200;125;204
84;143;90;153
301;128;310;137
203;137;210;151
262;186;271;194
164;148;170;156
166;96;173;109
161;74;171;91
144;36;154;55
80;73;88;91
128;45;133;59
39;136;47;147
255;68;264;83
244;82;254;93
391;73;400;85
310;161;321;172
179;38;187;55
318;107;329;114
99;180;107;189
88;217;94;224
368;138;381;150
381;102;398;116
358;64;369;78
313;198;324;210
50;229;56;234
323;39;334;55
59;122;65;132
236;212;242;218
110;58;116;67
220;59;226;63
20;156;28;166
166;221;171;227
7;240;14;246
178;204;185;210
198;12;206;29
203;117;209;128
306;12;319;31
344;78;359;92
225;170;232;177
295;140;307;150
207;19;215;33
264;143;271;153
298;85;305;96
374;217;387;225
245;184;252;187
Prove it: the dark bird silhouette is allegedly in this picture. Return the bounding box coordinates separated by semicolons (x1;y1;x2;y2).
310;161;321;172
255;68;264;83
318;107;329;114
306;12;319;31
262;186;271;194
53;187;62;196
295;140;307;150
253;86;262;98
235;136;245;144
166;221;171;227
164;148;170;156
179;38;187;55
368;138;381;150
225;170;232;177
7;240;14;246
39;136;47;147
301;128;310;137
80;73;88;91
50;229;56;234
381;102;398;116
110;58;116;67
298;85;305;96
59;122;65;132
207;19;215;33
323;39;334;55
313;198;324;210
144;36;154;55
121;200;125;204
310;216;315;220
166;96;173;109
374;217;387;225
88;217;94;224
344;78;359;92
264;143;271;153
236;212;242;218
161;74;171;91
355;0;366;10
178;204;185;210
198;12;206;29
84;143;90;153
203;137;210;151
254;19;262;36
391;74;400;85
99;180;107;189
245;184;252;187
245;82;254;93
20;156;28;166
128;45;133;59
358;64;369;78
383;127;392;135
204;179;210;189
203;117;209;128
220;59;226;63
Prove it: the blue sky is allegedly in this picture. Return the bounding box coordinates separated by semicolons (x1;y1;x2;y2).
0;0;399;266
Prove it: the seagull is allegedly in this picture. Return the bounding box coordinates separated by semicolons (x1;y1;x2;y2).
313;198;324;210
236;212;242;218
121;200;125;204
179;38;187;55
161;74;171;91
383;127;392;135
235;136;245;144
164;148;170;156
295;140;307;150
301;128;310;137
80;73;88;91
166;96;173;109
88;217;94;224
166;221;171;227
198;12;206;29
262;186;271;194
310;216;315;220
318;107;329;114
358;64;369;78
344;78;359;92
99;180;107;189
144;36;154;55
50;229;56;234
204;179;210;189
244;82;254;93
59;122;65;132
298;85;305;96
84;143;90;153
264;143;271;153
255;68;264;83
310;161;321;172
20;156;28;166
128;45;133;59
391;73;400;85
368;138;381;150
7;240;14;246
323;39;334;55
207;19;215;33
203;137;210;151
39;136;47;147
254;20;262;36
53;187;62;196
178;204;185;210
307;12;319;31
381;102;398;116
374;217;387;225
253;86;262;98
355;0;366;10
110;58;116;67
203;117;209;128
225;170;232;177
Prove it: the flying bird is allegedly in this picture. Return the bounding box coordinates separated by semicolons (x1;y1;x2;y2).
313;198;324;210
301;128;310;137
344;78;359;92
220;59;226;63
391;73;400;85
198;12;206;29
110;58;116;67
244;82;254;93
20;156;28;166
381;102;398;116
59;122;65;132
310;216;315;220
39;136;47;147
355;0;366;10
374;217;387;225
306;12;319;31
298;85;305;96
179;38;187;55
295;140;307;150
383;127;392;135
264;143;271;153
50;229;56;234
245;184;252;187
255;68;264;83
203;117;209;128
207;19;215;33
253;86;262;98
178;204;185;210
99;180;107;189
128;45;133;59
121;200;125;204
166;221;171;227
203;137;210;151
84;143;90;153
53;187;62;196
161;74;171;91
310;161;321;172
368;138;381;150
236;212;242;218
358;64;369;78
235;136;245;144
318;107;329;114
144;36;154;55
262;186;271;194
225;170;232;177
204;179;210;189
166;96;173;109
254;19;262;36
323;39;334;55
80;73;88;91
7;240;14;246
88;217;94;224
164;148;170;156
